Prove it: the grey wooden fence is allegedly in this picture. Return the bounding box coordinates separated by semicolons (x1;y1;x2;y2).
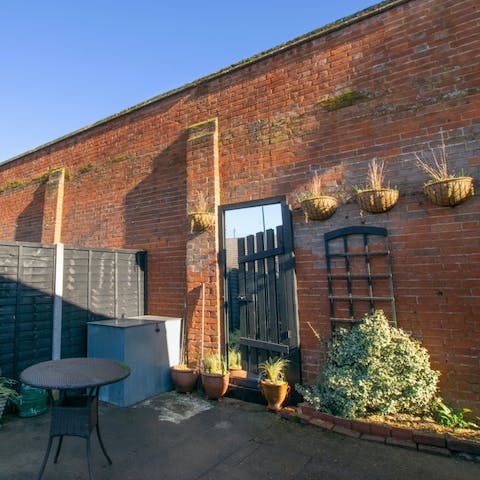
0;242;146;378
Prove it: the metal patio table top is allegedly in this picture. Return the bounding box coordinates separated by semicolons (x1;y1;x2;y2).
20;357;130;480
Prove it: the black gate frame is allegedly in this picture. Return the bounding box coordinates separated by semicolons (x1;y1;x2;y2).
219;196;301;387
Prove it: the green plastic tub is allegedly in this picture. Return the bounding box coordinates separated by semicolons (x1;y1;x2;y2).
16;384;48;418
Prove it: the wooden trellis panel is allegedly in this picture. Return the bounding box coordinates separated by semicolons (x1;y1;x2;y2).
324;226;396;331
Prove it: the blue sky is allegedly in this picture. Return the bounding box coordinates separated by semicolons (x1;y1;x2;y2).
0;0;378;163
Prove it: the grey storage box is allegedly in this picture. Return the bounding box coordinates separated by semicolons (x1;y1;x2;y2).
87;315;181;406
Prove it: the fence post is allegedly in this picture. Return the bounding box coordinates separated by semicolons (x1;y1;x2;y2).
52;243;64;360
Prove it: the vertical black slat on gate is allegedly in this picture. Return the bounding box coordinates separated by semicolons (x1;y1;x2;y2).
275;226;289;345
259;231;272;367
265;229;279;343
255;232;268;346
237;237;249;372
281;224;299;349
245;235;258;371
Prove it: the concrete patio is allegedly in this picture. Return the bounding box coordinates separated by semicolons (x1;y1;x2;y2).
1;393;478;480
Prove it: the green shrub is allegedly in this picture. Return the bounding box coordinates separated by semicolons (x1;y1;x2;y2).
296;310;440;418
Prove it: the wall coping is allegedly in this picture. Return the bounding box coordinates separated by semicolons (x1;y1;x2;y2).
2;0;412;167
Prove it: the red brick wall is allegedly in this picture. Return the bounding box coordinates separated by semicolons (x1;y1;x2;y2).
0;0;478;411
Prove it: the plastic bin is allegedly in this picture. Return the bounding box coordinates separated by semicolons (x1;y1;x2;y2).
87;315;181;406
16;384;48;418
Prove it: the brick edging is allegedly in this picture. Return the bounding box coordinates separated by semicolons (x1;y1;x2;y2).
278;404;480;459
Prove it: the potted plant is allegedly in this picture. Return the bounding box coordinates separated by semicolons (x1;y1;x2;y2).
416;129;474;206
201;353;230;400
258;357;290;411
228;345;247;379
170;330;199;393
188;191;215;232
170;364;199;393
355;158;399;213
297;173;338;221
0;377;19;420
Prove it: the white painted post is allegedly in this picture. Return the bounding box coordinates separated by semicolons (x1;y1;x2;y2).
52;243;64;360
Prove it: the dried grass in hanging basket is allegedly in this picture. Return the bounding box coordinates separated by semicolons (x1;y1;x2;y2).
423;176;474;207
189;212;215;232
301;196;338;221
356;188;399;214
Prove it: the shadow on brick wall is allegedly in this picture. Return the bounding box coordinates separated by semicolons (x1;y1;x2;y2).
124;134;187;315
124;134;187;248
15;183;46;243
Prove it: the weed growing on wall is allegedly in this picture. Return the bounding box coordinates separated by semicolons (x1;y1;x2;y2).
296;310;440;418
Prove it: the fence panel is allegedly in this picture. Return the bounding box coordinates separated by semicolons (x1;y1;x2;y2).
0;242;146;377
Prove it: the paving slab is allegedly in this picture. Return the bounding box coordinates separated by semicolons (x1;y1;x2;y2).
1;392;479;480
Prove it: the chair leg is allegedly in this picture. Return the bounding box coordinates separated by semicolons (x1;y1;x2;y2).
96;424;112;464
53;435;64;463
37;435;54;480
86;437;94;480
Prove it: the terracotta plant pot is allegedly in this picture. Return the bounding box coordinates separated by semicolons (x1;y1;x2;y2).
201;372;230;400
170;366;199;393
423;176;474;206
229;367;247;379
259;380;290;411
300;196;338;221
188;212;215;232
356;188;399;213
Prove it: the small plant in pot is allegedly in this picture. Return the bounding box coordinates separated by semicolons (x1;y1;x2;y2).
188;191;215;232
354;158;399;213
0;376;19;420
297;173;338;221
415;129;474;207
170;326;199;393
258;356;290;411
201;353;230;400
228;346;246;379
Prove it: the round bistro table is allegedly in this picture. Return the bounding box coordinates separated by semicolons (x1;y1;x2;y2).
21;357;130;480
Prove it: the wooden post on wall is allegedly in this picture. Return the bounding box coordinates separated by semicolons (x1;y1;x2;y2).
185;118;221;366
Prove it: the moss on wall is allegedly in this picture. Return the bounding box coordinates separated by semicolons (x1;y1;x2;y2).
319;89;371;111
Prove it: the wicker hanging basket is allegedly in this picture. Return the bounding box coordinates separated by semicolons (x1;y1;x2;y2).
423;176;474;207
189;212;215;232
356;188;399;214
300;196;338;221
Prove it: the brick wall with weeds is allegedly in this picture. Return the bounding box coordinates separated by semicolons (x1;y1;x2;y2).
0;0;478;412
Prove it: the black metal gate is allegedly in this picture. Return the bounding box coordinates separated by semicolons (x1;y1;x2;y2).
235;206;300;385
